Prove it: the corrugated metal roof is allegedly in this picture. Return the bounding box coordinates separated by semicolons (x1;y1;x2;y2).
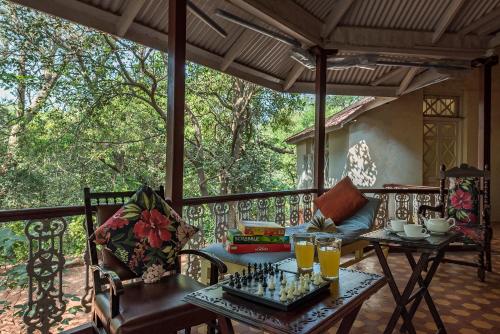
11;0;500;95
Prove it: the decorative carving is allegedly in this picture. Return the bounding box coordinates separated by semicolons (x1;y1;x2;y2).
257;198;270;221
395;193;411;220
238;200;253;221
274;197;286;226
302;193;313;223
23;219;67;334
289;195;300;226
213;202;229;242
374;193;389;228
185;205;205;279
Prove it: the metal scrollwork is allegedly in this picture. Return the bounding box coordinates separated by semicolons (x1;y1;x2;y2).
185;205;205;279
213;202;229;242
274;197;286;226
289;195;300;226
257;198;270;221
23;218;67;334
238;200;253;221
302;193;313;223
395;193;411;220
374;193;389;228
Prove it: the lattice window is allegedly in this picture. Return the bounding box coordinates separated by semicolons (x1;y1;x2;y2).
423;96;458;117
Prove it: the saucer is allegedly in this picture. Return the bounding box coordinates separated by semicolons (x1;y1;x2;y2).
429;231;448;236
384;227;403;234
396;231;430;240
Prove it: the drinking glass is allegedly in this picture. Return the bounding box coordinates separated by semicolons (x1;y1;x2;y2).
293;233;315;271
317;237;342;281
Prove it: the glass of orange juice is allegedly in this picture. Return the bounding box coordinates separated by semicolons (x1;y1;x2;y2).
293;233;315;271
317;237;342;281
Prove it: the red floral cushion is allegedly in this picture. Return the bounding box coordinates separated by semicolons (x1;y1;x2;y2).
446;177;480;225
94;186;198;276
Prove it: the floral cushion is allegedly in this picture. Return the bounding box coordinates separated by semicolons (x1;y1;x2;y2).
94;185;199;277
447;177;480;225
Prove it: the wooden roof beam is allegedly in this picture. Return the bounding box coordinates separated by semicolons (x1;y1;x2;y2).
220;29;254;71
229;0;322;46
321;0;355;39
116;0;145;37
370;67;407;86
288;82;398;97
326;27;487;59
402;69;451;95
477;19;500;36
459;7;500;36
283;62;305;91
397;67;419;95
432;0;465;44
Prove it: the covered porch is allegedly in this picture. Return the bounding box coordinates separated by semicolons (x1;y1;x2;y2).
0;0;499;333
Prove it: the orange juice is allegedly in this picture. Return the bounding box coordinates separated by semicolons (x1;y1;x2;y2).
295;241;315;270
318;246;340;280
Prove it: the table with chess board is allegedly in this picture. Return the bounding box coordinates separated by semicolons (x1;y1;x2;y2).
185;258;386;334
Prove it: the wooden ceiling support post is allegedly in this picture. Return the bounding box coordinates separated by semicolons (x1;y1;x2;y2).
313;47;335;196
166;0;187;214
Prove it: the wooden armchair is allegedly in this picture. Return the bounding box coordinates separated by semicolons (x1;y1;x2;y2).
84;187;227;334
418;164;491;281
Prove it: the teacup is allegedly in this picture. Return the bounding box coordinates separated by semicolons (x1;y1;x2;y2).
404;224;427;237
387;219;407;232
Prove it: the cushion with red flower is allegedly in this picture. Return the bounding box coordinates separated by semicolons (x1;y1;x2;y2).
93;185;199;276
446;177;480;225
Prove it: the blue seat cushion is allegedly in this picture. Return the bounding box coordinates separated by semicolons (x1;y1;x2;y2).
202;197;380;266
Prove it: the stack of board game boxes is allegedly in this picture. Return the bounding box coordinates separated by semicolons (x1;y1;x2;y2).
226;220;291;254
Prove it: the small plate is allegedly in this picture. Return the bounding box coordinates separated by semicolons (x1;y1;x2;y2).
396;232;430;240
429;231;448;236
383;227;403;234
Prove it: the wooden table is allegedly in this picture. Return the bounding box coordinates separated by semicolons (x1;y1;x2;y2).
360;229;458;334
185;258;385;334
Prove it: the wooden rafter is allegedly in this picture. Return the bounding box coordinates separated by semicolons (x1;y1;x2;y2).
459;7;500;36
477;19;500;36
220;29;254;71
432;0;465;44
403;69;449;95
116;0;145;37
327;27;487;59
229;0;322;46
321;0;355;39
370;67;407;86
397;67;419;95
283;62;305;91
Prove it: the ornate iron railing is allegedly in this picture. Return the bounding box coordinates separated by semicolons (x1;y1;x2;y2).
0;186;441;332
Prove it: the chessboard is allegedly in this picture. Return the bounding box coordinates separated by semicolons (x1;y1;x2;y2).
221;262;330;311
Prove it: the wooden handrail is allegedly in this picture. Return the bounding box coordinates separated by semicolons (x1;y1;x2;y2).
0;186;442;223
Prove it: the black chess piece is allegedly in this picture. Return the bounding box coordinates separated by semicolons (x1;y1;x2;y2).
279;270;284;281
242;269;246;277
263;263;268;274
247;263;252;274
262;277;268;288
229;274;234;287
235;272;240;279
275;264;279;272
247;268;252;281
258;263;263;271
242;277;247;287
236;277;242;289
253;263;258;272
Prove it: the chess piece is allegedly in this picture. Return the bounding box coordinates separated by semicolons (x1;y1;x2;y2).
257;283;264;296
279;270;284;281
236;277;242;289
258;263;263;272
281;275;287;286
268;277;275;290
263;263;268;274
242;269;246;277
242;277;247;287
287;288;295;300
275;264;279;272
229;274;234;287
262;277;268;288
280;289;287;301
247;263;252;274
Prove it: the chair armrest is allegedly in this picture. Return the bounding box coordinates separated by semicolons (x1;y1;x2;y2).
178;249;228;275
91;265;124;295
92;265;124;318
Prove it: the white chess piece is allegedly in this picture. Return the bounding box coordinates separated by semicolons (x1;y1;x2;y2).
257;283;264;296
287;288;294;300
281;276;287;286
280;289;287;301
269;277;276;290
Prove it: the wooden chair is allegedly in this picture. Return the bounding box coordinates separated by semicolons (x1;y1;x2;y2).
418;164;492;281
83;187;227;334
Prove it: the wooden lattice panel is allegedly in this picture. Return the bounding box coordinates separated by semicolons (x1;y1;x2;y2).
423;96;458;117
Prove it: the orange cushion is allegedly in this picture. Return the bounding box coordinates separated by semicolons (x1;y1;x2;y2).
313;177;368;224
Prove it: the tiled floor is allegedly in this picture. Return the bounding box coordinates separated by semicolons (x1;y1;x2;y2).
194;226;500;334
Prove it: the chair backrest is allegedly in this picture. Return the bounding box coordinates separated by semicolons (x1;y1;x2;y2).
83;186;169;283
439;164;489;225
